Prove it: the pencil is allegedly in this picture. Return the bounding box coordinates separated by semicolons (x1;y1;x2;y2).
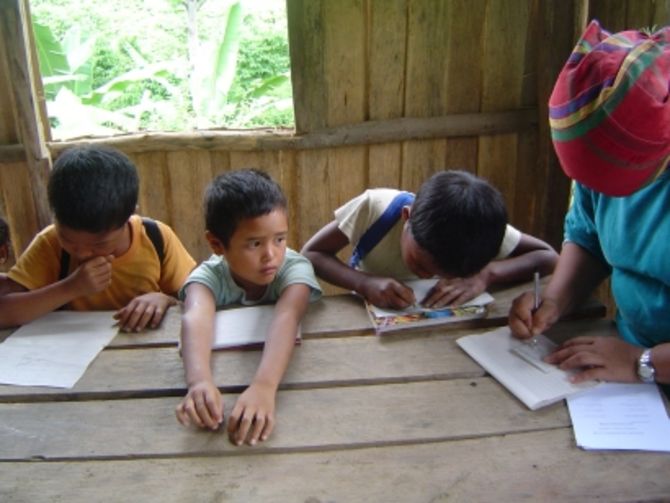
530;271;540;345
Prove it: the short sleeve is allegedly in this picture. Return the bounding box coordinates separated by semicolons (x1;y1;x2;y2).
156;221;196;295
495;224;522;259
273;250;322;303
564;183;609;266
7;226;61;290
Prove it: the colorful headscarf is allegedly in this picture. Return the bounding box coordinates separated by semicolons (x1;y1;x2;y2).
549;20;670;196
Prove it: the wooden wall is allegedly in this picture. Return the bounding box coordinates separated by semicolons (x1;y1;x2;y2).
1;0;669;302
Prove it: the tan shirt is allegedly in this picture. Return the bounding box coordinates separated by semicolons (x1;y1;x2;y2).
334;189;521;280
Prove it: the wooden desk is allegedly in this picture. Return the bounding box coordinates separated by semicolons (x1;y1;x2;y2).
1;282;668;502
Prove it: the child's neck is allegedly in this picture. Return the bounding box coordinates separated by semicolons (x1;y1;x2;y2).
230;271;267;301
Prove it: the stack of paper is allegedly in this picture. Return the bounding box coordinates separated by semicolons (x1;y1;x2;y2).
456;326;600;410
567;382;670;452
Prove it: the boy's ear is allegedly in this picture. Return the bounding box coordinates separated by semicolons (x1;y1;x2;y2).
205;231;226;255
401;205;411;221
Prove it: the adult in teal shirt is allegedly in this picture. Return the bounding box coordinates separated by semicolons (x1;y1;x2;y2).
509;20;670;391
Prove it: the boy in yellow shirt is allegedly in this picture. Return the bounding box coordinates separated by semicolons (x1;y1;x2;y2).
0;145;195;330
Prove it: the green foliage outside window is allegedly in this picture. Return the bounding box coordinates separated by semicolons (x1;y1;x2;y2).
29;0;294;140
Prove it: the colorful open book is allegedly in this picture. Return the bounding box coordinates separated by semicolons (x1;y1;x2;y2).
366;279;493;334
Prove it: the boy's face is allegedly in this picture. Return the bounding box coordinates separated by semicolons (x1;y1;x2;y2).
399;207;444;279
55;221;131;261
209;209;288;293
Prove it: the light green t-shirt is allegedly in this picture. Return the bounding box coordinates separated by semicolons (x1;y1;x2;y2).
180;248;322;307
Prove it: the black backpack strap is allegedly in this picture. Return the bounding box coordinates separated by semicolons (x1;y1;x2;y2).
59;249;71;281
58;218;164;280
349;191;415;268
141;217;165;264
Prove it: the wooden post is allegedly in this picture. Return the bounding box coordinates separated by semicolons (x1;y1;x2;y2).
0;0;51;255
536;0;588;250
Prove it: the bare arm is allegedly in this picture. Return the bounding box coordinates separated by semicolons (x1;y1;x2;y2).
175;283;222;430
509;242;610;338
301;221;414;308
0;256;113;327
227;283;311;446
483;233;558;286
422;233;558;308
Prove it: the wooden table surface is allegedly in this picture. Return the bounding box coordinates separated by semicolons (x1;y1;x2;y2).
1;279;668;502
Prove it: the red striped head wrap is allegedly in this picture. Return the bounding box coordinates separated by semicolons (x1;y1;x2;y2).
549;20;670;196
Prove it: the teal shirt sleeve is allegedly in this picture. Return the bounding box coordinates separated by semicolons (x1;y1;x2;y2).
563;182;611;273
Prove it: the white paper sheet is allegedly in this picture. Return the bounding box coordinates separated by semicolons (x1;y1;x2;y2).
213;304;299;349
567;382;670;452
0;311;118;388
368;278;494;318
456;327;600;410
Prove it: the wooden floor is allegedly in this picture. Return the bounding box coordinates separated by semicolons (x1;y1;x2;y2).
1;279;669;503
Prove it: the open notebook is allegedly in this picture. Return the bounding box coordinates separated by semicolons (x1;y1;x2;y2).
212;304;300;350
366;279;493;334
456;326;601;410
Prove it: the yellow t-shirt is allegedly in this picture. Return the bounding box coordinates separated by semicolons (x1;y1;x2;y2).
8;215;196;310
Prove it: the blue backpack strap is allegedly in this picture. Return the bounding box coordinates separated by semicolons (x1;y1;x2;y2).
349;191;414;268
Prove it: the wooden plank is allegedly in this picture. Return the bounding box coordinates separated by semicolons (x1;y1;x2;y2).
45;111;537;154
9;315;605;401
132;151;172;226
536;1;585;250
477;0;531;208
286;0;326;133
0;0;51;232
164;150;213;263
0;161;42;256
368;143;402;188
105;278;607;348
2;429;668;503
0;327;487;401
368;0;406;121
323;0;366;127
0;378;571;460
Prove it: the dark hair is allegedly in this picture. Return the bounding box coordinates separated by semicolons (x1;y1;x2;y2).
0;217;8;246
205;168;287;246
409;170;507;277
47;145;139;233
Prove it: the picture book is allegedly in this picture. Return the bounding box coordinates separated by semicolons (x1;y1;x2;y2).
366;279;494;334
456;326;601;410
212;304;301;350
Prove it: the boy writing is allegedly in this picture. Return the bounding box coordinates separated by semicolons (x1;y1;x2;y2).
302;170;557;309
0;145;196;330
509;21;670;391
175;169;322;446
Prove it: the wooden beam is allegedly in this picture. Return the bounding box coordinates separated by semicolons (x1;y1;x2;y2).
0;144;27;162
0;0;51;231
47;108;538;155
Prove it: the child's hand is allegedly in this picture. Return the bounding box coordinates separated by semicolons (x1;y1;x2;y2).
358;276;415;309
544;336;642;383
508;291;560;340
114;292;177;332
175;380;224;430
422;275;487;308
70;255;113;295
227;382;276;446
